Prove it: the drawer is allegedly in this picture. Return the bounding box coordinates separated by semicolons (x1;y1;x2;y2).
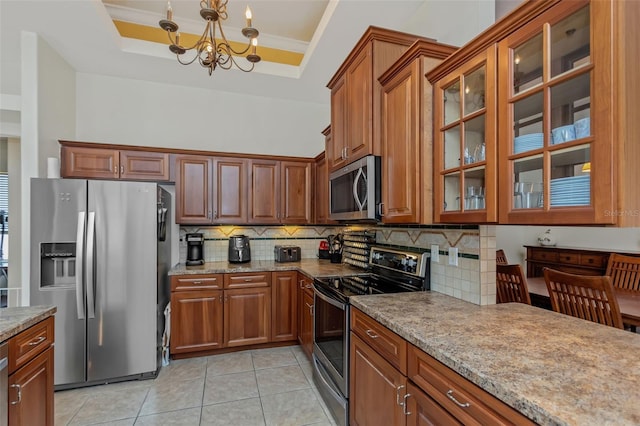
9;316;54;374
579;253;608;268
408;345;534;426
351;308;407;374
224;272;271;289
171;274;223;291
556;252;580;265
529;249;558;262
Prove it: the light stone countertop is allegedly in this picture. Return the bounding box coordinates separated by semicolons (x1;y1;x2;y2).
0;305;57;342
169;259;367;278
350;292;640;426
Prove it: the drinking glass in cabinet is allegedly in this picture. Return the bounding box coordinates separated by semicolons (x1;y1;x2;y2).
464;115;485;163
550;72;591;144
444;125;461;169
512;91;544;153
443;173;460;211
513;32;543;94
550;5;590;78
464;66;485;116
550;145;591;207
464;168;485;210
443;81;461;125
512;155;543;208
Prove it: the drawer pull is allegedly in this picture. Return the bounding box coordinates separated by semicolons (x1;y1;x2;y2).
365;329;379;339
10;384;22;405
446;390;470;408
27;336;46;346
193;281;202;285
396;385;405;406
403;393;412;415
305;302;314;316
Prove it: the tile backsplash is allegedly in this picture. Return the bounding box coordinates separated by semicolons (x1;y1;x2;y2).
179;224;496;306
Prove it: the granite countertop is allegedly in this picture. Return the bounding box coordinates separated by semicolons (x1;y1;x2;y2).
0;306;57;342
169;259;367;278
350;292;640;426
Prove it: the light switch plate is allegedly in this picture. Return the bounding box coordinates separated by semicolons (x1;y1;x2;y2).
448;247;458;266
431;245;439;262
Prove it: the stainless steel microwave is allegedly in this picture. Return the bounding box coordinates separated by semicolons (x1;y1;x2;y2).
329;155;381;221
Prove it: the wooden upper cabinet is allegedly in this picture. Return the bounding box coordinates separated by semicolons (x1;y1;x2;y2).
175;155;213;224
60;143;170;181
61;145;119;179
379;40;457;224
248;159;313;224
248;159;280;223
281;161;312;224
212;157;247;223
327;26;431;172
427;0;640;226
119;150;170;181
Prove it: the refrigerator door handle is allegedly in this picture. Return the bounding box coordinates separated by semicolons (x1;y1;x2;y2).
86;211;96;319
75;211;86;320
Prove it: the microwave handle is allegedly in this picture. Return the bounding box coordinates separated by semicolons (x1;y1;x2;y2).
353;168;366;212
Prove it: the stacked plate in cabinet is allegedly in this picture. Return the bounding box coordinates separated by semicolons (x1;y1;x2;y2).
550;175;590;206
513;133;544;154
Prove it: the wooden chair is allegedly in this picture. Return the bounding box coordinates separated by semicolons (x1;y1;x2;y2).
496;249;508;265
543;267;624;329
605;253;640;292
496;264;531;304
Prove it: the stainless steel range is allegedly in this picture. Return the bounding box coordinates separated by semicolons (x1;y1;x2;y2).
312;246;430;426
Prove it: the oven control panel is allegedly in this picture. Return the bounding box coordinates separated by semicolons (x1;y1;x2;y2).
369;246;429;277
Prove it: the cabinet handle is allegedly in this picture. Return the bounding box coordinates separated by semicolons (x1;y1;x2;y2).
27;336;46;346
299;279;304;289
403;393;412;415
214;210;218;219
305;302;314;316
10;384;22;405
305;284;313;289
378;203;385;217
120;165;124;174
114;166;118;174
193;281;202;285
365;329;379;339
208;210;212;220
396;385;405;406
244;279;252;282
446;390;470;408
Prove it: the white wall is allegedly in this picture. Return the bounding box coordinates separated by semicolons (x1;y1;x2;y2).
402;0;495;47
75;73;328;158
19;32;76;305
496;226;640;270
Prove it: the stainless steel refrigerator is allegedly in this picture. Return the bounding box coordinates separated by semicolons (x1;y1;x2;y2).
30;178;171;389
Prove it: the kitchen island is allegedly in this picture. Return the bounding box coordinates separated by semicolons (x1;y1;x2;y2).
350;292;640;425
0;305;56;342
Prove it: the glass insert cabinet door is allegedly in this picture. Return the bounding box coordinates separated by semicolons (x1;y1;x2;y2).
434;46;497;222
499;1;600;222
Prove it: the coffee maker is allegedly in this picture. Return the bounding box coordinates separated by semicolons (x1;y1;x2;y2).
228;235;251;263
186;233;205;266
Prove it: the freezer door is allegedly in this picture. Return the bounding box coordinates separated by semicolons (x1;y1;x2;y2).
30;178;87;386
87;181;158;381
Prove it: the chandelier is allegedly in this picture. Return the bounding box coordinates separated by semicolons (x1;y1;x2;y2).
159;0;261;75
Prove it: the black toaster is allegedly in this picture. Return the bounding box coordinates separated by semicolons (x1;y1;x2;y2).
274;245;301;262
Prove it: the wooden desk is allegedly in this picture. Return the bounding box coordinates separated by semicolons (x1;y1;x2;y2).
528;276;640;328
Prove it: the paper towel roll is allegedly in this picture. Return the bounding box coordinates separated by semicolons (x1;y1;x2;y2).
47;157;60;178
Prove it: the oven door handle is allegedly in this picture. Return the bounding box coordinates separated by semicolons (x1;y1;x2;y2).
313;284;347;310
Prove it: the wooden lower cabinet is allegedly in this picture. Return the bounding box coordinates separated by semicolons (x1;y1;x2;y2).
170;289;224;354
350;308;535;426
7;316;55;426
224;287;271;347
297;274;314;359
272;271;298;342
8;346;54;426
350;333;406;426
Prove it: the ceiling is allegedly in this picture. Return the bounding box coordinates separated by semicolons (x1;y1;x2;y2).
0;0;434;105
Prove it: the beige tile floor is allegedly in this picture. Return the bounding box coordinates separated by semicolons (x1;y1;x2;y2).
55;345;338;426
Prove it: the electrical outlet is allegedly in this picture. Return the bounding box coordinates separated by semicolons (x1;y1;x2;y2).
448;247;458;266
430;245;439;262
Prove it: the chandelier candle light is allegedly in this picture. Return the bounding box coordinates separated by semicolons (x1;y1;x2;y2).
159;0;261;75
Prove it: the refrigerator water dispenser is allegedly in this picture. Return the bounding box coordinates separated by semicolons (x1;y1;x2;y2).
40;242;76;288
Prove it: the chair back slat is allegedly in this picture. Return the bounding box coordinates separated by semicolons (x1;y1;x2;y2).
606;253;640;292
496;264;531;305
496;249;508;266
543;268;624;329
